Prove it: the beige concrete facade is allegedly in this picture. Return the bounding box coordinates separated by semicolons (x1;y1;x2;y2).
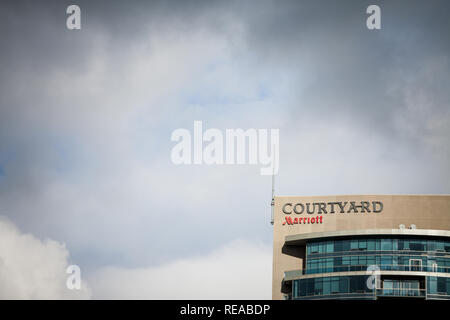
272;194;450;299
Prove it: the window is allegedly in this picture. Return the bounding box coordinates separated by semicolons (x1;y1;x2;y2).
340;277;349;293
428;277;437;294
331;277;339;293
367;256;376;266
392;239;398;251
437;277;447;294
359;256;367;266
383;280;393;295
409;259;422;272
410;241;424;251
381;256;393;267
334;241;342;252
341;240;350;252
367;239;376;251
350;240;358;250
326;242;333;253
435;241;445;252
314;277;323;295
358;240;367;250
323;277;331;295
381;239;392;251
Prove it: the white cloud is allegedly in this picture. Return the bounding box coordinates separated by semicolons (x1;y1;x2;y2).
88;239;272;299
0;217;91;299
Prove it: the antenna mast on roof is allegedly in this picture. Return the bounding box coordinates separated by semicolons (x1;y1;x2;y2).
270;154;276;225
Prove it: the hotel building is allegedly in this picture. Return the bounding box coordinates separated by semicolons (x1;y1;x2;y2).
272;195;450;300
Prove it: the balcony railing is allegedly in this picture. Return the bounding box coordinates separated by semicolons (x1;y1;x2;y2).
376;288;426;297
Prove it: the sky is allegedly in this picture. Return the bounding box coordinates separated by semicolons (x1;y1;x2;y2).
0;0;449;299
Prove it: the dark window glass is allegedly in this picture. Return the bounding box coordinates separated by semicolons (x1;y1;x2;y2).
350;240;358;250
334;257;342;267
341;240;350;251
300;280;306;296
410;241;423;251
334;241;342;252
340;277;349;293
437;277;447;294
314;277;322;295
323;277;331;295
307;278;314;296
447;279;450;295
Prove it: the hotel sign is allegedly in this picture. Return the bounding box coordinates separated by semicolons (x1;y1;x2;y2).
281;201;383;226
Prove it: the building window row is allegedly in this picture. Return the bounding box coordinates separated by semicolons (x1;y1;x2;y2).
307;238;450;256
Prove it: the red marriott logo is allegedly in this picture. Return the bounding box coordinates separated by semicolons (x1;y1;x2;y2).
283;216;323;225
281;201;383;226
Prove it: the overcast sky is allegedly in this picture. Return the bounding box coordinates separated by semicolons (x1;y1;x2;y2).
0;0;449;299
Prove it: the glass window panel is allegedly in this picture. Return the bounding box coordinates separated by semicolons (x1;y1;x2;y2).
381;239;392;251
437;277;446;294
381;256;392;266
447;279;450;295
403;240;410;250
299;279;308;297
428;277;437;294
376;256;381;266
307;279;314;295
367;239;376;251
359;256;367;266
341;240;350;252
334;257;342;267
398;240;404;250
351;256;358;265
350;240;358;250
318;243;324;254
331;277;339;293
410;241;423;251
340;277;349;293
436;241;445;252
367;256;376;266
326;258;333;269
323;278;331;295
342;256;350;265
392;256;398;267
359;240;367;250
314;277;322;295
392;239;398;251
325;242;332;253
428;240;436;252
334;241;342;252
